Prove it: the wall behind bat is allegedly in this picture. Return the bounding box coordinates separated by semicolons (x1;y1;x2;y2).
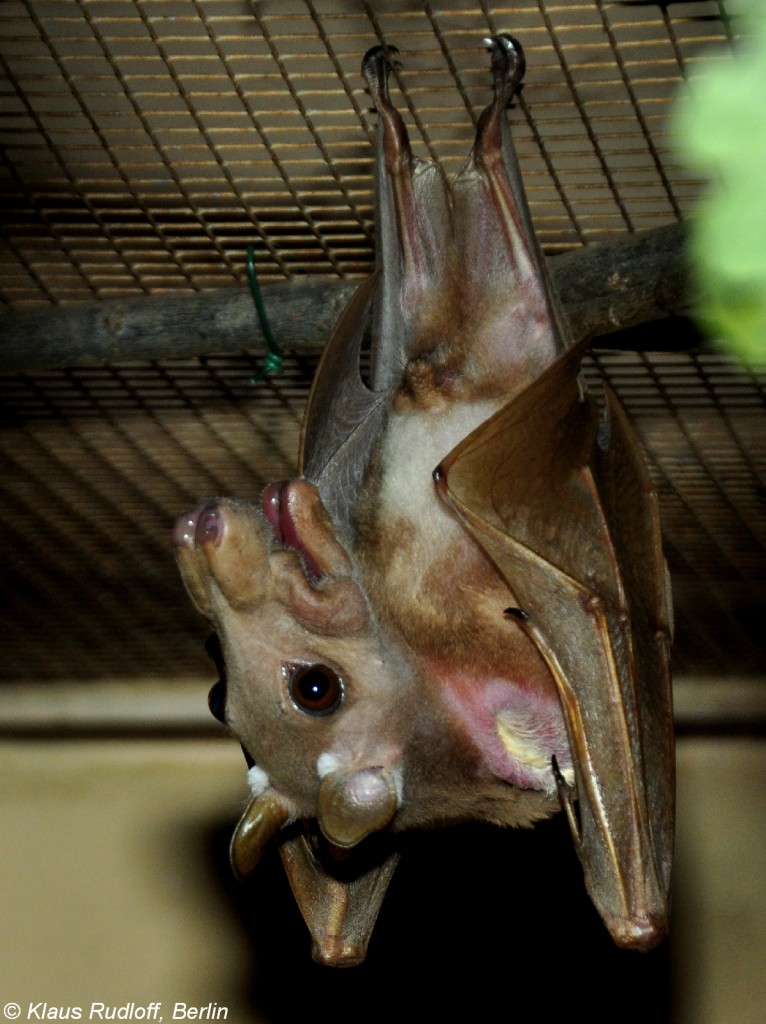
0;706;763;1024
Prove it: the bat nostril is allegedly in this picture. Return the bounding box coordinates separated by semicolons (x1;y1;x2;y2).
172;514;197;549
173;500;225;550
196;504;223;547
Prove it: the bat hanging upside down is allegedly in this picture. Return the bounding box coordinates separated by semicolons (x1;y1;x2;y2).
174;36;675;966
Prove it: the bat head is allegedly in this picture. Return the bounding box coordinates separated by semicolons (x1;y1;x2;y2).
174;480;552;965
174;482;424;850
174;482;538;842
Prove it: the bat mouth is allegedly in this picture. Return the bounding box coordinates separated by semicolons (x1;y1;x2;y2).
262;480;324;583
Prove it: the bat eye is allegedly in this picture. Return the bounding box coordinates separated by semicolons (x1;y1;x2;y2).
204;634;227;724
288;664;344;717
208;679;227;724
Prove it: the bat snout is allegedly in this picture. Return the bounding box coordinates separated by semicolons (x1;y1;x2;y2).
173;498;270;614
172;500;220;550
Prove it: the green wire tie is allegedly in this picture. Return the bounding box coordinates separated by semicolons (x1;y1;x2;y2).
246;244;284;383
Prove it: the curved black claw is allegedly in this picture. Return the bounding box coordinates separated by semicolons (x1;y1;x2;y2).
361;43;413;177
361;45;400;108
483;34;526;106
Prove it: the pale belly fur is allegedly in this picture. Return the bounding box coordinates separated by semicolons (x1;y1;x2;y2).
361;397;574;794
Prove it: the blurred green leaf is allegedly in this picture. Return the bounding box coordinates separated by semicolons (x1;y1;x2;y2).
672;0;766;368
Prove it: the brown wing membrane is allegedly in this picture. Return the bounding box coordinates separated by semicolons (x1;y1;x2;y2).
299;273;387;532
436;340;674;950
279;832;400;967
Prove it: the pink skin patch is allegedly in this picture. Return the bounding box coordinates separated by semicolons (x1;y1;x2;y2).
439;668;572;792
262;481;323;582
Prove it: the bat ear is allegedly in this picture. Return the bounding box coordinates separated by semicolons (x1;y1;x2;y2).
228;766;402;966
229;788;293;880
316;766;400;848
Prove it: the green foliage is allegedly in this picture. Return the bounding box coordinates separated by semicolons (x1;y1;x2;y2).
673;0;766;368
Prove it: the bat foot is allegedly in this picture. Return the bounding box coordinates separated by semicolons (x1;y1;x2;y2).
361;44;400;102
483;34;526;106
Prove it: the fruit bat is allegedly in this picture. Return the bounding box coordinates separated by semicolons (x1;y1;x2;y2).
174;36;674;966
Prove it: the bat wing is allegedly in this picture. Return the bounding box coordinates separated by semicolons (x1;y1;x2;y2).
300;48;455;525
298;273;390;532
437;339;674;950
278;830;399;967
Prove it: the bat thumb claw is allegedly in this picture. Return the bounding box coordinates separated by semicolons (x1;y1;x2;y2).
552;755;582;846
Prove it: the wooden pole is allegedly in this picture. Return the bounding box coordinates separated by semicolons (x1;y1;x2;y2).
0;223;691;372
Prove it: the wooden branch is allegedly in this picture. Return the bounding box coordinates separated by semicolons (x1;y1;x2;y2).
552;222;690;343
0;222;691;373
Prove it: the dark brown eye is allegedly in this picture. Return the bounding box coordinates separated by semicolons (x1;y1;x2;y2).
288;664;344;717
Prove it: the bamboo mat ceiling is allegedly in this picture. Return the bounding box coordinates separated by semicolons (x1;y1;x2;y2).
1;1;764;688
1;0;732;301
